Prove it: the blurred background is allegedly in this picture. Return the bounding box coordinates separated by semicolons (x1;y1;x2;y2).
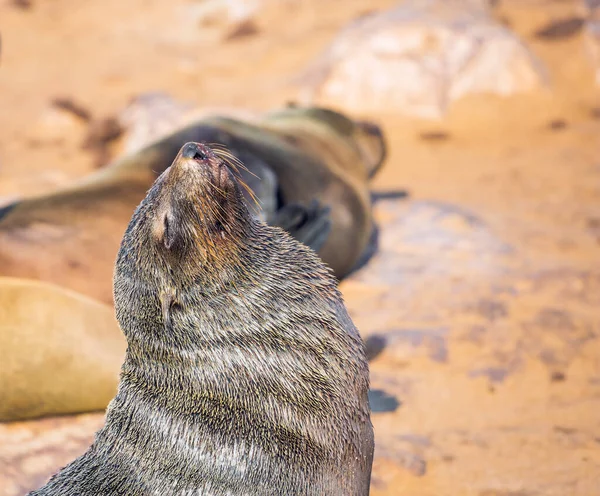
1;0;599;495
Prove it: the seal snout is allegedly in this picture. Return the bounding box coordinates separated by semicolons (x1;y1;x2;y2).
174;142;235;194
181;142;209;161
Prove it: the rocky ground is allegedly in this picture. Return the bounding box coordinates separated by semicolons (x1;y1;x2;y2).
1;0;599;495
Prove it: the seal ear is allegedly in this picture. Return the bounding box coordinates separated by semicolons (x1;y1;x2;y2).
153;208;182;252
162;212;180;251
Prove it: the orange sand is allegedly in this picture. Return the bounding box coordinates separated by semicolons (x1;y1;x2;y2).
0;0;599;494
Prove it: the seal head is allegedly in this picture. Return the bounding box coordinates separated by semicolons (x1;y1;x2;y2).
116;141;253;304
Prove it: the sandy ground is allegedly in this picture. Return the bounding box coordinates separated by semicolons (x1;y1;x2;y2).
0;0;599;495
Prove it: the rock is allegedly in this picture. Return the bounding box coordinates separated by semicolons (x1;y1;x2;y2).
117;92;259;155
190;0;260;28
297;0;547;119
153;0;265;48
375;443;428;477
173;0;262;45
351;200;511;287
117;92;196;155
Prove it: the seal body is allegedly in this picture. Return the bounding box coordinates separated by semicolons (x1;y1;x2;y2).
0;106;385;305
29;142;374;496
0;277;125;421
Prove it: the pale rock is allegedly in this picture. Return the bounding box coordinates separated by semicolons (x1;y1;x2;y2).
190;0;260;27
142;0;262;47
117;92;260;155
178;0;261;42
118;92;196;155
298;0;547;119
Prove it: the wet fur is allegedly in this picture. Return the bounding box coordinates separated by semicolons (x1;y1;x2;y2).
29;143;374;496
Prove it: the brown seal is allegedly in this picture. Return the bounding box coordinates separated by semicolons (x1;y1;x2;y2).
29;142;374;495
0;105;392;305
0;277;125;421
206;104;389;279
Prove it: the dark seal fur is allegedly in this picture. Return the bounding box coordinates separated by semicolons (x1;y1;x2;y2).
29;142;374;496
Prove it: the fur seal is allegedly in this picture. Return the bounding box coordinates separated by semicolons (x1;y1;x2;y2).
30;142;374;495
206;105;388;279
0;277;125;421
0;105;389;305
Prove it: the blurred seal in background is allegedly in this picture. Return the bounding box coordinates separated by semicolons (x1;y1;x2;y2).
0;105;396;305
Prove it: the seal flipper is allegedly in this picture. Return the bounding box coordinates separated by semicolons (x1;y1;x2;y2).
270;200;332;253
270;204;305;230
0;201;18;222
293;200;331;253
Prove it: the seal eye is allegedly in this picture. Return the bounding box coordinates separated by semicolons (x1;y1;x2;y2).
213;220;227;239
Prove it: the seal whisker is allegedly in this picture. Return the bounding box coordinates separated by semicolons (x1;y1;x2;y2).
237;178;261;209
213;146;258;179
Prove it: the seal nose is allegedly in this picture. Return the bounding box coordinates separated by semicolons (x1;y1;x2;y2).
181;142;208;161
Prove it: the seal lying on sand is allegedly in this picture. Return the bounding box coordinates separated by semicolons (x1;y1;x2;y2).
207;105;389;278
0;105;390;305
0;277;125;422
29;142;374;495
